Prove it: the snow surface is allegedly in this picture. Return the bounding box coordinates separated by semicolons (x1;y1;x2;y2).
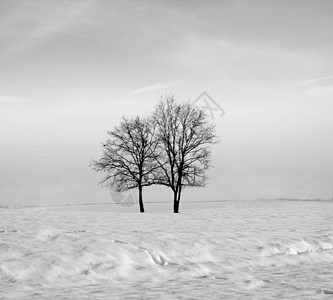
0;200;332;299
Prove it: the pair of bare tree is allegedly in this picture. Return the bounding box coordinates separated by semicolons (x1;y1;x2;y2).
91;96;217;213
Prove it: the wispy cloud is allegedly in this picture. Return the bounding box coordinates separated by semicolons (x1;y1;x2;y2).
0;0;96;54
127;82;174;96
168;34;323;74
292;76;333;87
290;76;333;97
303;86;333;97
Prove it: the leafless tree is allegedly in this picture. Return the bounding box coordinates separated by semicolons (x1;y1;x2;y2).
91;116;159;213
153;96;218;213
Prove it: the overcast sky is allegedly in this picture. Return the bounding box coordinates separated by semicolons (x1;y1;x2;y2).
1;0;332;206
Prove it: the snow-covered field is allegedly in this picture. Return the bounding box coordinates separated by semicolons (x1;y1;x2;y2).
1;200;332;299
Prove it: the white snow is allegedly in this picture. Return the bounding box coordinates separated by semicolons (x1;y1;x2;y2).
0;200;332;299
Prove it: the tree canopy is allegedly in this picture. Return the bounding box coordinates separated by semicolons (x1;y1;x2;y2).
153;96;217;213
91;116;159;212
91;95;218;213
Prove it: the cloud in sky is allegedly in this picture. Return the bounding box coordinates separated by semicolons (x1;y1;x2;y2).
127;82;175;96
0;0;96;54
292;76;333;87
170;35;323;77
304;86;333;97
289;76;333;97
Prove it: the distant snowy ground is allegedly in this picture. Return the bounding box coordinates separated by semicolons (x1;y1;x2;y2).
0;200;332;299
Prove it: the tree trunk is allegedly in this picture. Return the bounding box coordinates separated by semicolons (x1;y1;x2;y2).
173;191;179;213
138;186;144;213
173;183;183;213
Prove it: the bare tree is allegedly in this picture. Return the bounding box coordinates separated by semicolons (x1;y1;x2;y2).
153;96;218;213
91;116;159;213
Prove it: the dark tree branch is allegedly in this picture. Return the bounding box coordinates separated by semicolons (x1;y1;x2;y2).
152;95;218;213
